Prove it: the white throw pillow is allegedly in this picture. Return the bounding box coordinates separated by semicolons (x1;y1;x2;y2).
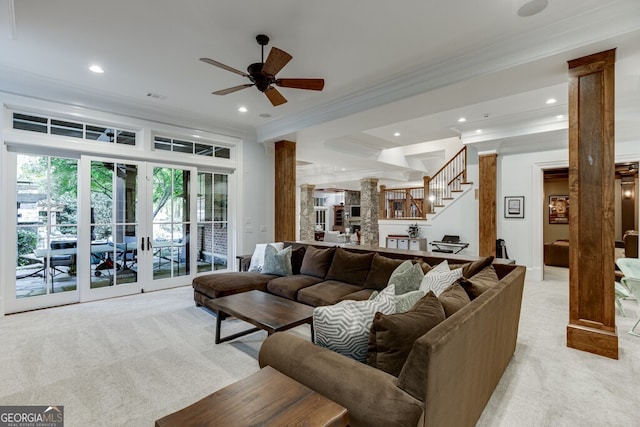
419;265;463;296
248;242;284;272
313;285;396;362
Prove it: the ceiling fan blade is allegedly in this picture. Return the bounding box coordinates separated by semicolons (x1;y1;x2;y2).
212;84;254;95
262;47;292;77
276;78;325;91
200;58;249;77
264;87;287;106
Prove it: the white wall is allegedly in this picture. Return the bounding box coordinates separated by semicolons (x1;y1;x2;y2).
497;139;640;281
238;140;274;258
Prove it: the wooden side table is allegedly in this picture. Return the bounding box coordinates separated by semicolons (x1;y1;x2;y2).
155;366;349;427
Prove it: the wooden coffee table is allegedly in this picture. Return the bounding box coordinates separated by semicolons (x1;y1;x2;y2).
207;290;315;344
155;366;349;427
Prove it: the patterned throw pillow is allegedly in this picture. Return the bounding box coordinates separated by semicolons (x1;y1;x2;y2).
369;289;425;313
261;245;292;276
388;260;424;295
418;261;463;296
248;242;284;272
313;285;396;362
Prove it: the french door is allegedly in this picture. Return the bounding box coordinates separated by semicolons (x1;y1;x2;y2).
81;157;197;300
9;153;198;312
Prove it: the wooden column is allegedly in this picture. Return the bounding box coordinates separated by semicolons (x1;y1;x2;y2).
478;153;497;257
275;140;296;242
566;49;618;359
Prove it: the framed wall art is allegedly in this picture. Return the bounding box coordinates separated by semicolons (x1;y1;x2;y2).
504;196;524;218
549;195;569;224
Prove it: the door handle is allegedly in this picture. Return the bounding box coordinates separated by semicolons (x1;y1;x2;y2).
140;237;145;252
147;237;152;251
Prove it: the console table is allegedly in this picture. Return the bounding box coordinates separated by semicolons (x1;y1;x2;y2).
155;366;349;427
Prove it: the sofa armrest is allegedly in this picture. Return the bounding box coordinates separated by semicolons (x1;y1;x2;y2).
258;332;423;427
236;254;253;271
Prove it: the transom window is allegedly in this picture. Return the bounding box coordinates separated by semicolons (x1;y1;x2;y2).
154;136;231;159
12;113;136;145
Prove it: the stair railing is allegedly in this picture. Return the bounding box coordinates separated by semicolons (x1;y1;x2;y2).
426;146;467;213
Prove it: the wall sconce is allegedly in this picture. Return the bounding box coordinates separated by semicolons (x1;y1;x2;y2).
623;189;633;199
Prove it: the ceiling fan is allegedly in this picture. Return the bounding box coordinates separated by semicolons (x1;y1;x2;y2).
200;34;325;107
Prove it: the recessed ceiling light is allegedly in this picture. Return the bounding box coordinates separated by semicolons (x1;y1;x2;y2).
517;0;548;17
393;132;401;137
546;98;557;105
475;129;483;134
238;106;248;113
259;113;272;118
458;117;467;123
89;65;104;74
341;168;347;171
556;115;564;119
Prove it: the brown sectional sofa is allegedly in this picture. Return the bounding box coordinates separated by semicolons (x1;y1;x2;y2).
192;241;526;427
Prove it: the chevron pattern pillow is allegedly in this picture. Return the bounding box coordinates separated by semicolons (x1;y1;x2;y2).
313;285;396;361
419;263;463;296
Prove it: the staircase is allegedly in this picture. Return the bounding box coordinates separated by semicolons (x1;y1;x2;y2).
426;146;473;220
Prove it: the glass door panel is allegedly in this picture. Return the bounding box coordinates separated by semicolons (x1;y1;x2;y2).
151;166;192;281
15;154;79;299
89;160;139;289
196;172;229;273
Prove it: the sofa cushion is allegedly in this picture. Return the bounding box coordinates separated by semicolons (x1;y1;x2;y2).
367;291;445;377
261;245;292;276
300;246;336;279
337;288;376;302
388;260;424;295
419;261;463;296
438;283;471;317
192;272;276;299
363;254;405;291
248;242;284;272
326;247;375;287
291;246;306;275
297;280;362;306
369;289;425;313
459;265;500;300
267;275;324;301
314;285;396;362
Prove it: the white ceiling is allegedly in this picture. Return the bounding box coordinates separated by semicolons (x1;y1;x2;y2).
1;0;639;190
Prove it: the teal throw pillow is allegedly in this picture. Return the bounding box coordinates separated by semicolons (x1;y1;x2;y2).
369;288;425;313
261;245;292;276
388;260;424;295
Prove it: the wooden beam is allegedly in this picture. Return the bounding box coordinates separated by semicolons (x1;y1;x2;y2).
478;153;497;257
274;140;296;241
566;49;618;359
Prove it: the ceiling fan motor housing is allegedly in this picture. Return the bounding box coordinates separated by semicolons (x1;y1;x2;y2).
248;62;273;92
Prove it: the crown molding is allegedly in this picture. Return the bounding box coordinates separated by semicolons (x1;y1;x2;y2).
257;0;640;143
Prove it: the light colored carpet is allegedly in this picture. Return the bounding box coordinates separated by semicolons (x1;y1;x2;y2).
0;268;639;426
